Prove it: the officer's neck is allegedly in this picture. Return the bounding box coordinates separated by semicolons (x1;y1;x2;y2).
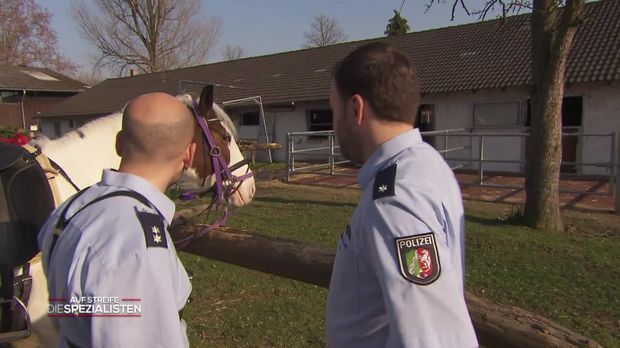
360;119;413;163
117;161;176;193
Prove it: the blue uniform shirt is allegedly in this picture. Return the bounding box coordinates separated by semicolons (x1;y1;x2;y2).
326;129;478;347
38;169;191;348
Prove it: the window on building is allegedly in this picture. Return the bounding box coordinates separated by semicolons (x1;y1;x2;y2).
54;122;62;138
0;91;21;104
241;112;260;126
473;102;520;127
308;109;332;134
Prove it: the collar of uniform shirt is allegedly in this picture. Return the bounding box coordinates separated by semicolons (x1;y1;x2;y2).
357;128;423;190
101;169;176;225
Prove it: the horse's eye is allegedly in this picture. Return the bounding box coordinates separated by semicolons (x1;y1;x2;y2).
224;134;232;143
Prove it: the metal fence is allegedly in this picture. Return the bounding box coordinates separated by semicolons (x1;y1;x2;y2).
286;129;620;213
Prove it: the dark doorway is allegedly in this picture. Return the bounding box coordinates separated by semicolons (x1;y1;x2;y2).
560;97;583;173
416;104;435;147
525;96;583;173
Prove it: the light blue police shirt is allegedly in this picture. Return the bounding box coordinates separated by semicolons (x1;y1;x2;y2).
38;169;192;348
326;129;479;348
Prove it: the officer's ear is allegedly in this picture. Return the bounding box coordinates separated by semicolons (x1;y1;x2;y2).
115;131;123;157
350;94;366;126
182;141;197;169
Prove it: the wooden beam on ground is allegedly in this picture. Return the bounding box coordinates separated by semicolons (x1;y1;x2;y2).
170;224;602;348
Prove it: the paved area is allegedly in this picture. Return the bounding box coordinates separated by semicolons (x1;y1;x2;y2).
275;168;616;213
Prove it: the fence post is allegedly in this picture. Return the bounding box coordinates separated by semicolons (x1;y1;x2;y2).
444;130;448;160
479;136;484;185
285;133;291;182
469;130;473;170
329;132;335;175
614;131;619;215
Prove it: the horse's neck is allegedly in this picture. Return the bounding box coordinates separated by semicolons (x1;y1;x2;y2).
37;113;123;202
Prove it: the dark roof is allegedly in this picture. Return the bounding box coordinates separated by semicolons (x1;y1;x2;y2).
42;0;619;118
0;65;88;93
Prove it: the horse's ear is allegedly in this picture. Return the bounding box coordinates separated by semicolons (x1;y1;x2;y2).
199;84;214;116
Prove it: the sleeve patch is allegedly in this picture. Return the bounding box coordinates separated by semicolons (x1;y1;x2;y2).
373;163;397;200
137;211;168;248
394;233;441;285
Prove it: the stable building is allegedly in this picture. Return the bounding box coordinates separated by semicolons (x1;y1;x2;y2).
40;0;619;176
0;65;87;133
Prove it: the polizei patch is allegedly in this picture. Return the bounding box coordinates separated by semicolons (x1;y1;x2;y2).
395;233;440;285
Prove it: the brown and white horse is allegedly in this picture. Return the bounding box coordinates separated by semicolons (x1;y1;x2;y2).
18;86;255;346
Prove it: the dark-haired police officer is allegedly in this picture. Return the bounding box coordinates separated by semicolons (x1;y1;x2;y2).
326;42;479;347
38;93;196;347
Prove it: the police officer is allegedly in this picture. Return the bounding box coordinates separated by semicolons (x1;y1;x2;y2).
38;92;197;347
325;42;479;347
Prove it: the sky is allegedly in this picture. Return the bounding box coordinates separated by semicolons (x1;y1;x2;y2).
37;0;510;77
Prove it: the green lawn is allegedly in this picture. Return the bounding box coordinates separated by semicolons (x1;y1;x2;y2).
178;180;620;347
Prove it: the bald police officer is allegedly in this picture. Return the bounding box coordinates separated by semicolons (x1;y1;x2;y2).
38;93;197;347
326;42;479;347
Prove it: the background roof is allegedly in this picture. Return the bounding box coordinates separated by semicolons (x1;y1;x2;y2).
42;0;619;118
0;65;88;93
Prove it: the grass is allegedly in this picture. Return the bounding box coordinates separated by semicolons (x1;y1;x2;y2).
249;161;288;171
177;180;620;347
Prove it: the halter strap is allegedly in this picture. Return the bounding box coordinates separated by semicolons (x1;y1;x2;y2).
180;103;253;247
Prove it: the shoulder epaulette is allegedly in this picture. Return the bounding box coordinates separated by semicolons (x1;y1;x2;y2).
136;211;168;249
373;163;397;200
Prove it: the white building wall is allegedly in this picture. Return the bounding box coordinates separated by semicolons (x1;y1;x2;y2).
566;82;620;175
223;82;620;176
40;119;73;139
271;101;333;163
228;102;331;163
422;88;529;173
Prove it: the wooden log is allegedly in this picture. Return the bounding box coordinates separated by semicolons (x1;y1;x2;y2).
170;224;602;348
175;225;333;287
238;143;282;151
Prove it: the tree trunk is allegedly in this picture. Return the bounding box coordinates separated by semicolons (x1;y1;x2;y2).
524;0;585;231
170;224;602;348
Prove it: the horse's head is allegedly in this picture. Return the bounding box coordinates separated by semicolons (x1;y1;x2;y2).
176;85;256;207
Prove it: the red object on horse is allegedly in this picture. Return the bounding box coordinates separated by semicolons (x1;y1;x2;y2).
0;134;29;145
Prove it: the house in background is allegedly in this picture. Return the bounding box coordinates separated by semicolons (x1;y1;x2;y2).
40;0;619;176
0;65;88;134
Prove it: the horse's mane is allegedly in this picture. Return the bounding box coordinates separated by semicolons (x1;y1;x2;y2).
32;112;124;193
32;112;123;150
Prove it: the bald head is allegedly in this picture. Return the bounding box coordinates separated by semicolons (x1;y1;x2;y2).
120;92;195;163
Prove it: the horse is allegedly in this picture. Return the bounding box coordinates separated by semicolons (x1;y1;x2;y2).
2;85;255;347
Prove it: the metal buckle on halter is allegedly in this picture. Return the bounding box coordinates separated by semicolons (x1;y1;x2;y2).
209;146;221;157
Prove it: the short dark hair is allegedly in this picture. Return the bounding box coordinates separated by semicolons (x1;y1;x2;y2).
333;42;421;124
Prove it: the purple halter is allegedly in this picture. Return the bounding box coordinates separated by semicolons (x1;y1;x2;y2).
174;103;254;247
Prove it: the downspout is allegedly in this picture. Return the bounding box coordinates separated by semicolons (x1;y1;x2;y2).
20;89;26;129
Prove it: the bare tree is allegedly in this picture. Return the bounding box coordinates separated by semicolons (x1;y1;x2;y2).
428;0;587;231
303;14;348;48
0;0;77;74
72;0;222;75
223;45;245;61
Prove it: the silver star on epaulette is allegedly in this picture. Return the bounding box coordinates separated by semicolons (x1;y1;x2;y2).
378;184;388;193
151;225;162;243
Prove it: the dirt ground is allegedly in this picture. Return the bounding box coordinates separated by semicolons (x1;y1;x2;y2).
285;168;617;213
